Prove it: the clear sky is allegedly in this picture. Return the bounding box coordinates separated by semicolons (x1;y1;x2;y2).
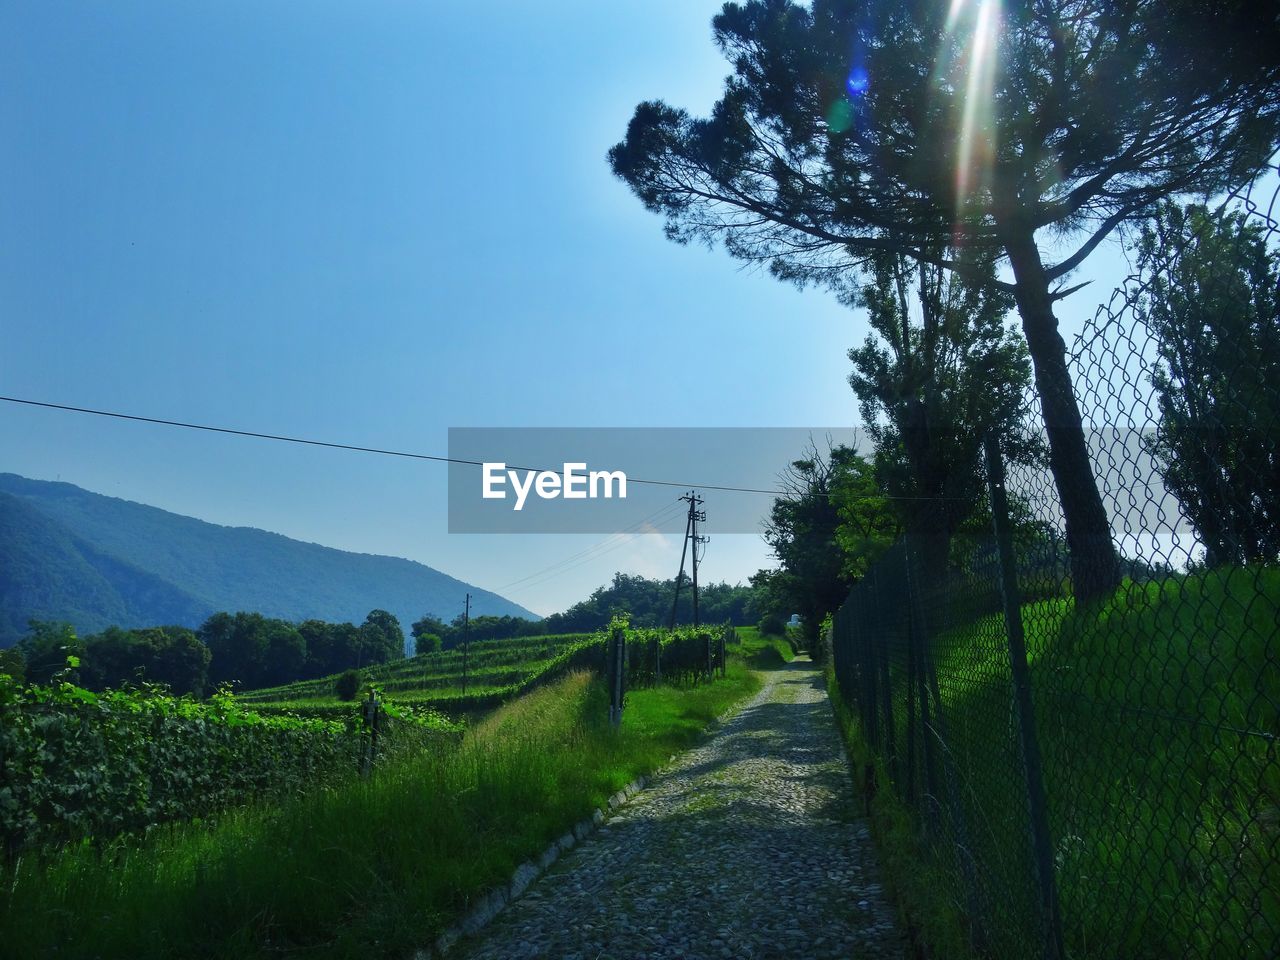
1;0;1136;616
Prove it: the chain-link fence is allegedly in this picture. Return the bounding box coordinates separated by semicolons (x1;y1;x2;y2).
830;165;1279;959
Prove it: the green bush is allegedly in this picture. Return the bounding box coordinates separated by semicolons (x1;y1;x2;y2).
334;668;362;701
758;613;785;636
415;632;443;654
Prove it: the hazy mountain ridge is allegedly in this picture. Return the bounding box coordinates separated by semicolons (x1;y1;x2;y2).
0;473;537;646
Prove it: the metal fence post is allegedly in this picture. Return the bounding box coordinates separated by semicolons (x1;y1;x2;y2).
984;433;1066;960
608;626;625;728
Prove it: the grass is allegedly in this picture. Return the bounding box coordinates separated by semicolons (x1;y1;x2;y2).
735;625;797;668
2;658;763;959
830;565;1280;959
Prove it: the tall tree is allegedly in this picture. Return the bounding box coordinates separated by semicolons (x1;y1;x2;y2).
609;0;1280;601
848;246;1032;575
359;609;405;664
1138;202;1280;566
763;444;867;643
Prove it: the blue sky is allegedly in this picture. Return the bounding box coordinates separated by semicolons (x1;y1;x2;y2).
1;0;1138;616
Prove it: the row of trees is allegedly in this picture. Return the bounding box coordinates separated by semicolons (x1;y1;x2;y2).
409;574;761;650
5;609;407;695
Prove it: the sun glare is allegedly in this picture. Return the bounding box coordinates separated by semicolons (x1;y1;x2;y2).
947;0;1001;215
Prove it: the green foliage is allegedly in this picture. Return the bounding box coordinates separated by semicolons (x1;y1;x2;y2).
625;627;723;687
0;645;24;682
735;626;796;670
17;620;83;685
414;632;442;654
297;618;363;678
1138;202;1280;566
541;572;757;634
79;625;210;696
848;249;1034;553
0;676;353;854
762;445;897;644
609;0;1280;601
0;671;461;857
334;669;362;702
2;660;762;959
359;609;405;662
826;670;974;959
198;609;404;693
757;613;785;637
239;632;598;709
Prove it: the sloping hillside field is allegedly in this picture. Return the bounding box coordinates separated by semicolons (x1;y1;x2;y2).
237;632;598;716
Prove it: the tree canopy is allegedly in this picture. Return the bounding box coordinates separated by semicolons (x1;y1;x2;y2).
610;0;1280;599
1138;201;1280;566
848;246;1032;568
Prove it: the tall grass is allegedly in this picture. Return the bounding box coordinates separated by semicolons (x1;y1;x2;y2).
2;661;762;959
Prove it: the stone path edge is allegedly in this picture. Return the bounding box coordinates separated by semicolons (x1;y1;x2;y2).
407;672;774;960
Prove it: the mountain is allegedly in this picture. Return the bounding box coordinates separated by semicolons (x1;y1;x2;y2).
0;473;537;646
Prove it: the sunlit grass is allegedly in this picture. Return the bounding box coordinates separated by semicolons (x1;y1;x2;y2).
735;625;797;668
831;566;1280;958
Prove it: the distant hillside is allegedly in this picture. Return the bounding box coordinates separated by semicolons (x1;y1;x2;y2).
0;473;537;646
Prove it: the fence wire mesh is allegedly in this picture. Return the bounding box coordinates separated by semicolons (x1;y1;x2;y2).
830;164;1280;959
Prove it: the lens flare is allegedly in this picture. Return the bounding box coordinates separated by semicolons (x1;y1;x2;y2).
827;98;855;134
941;0;1001;217
847;66;869;97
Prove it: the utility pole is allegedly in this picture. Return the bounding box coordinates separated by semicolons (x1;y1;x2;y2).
669;492;706;628
668;502;693;630
462;592;471;696
690;495;708;628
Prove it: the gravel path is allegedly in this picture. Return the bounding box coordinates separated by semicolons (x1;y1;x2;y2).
456;657;905;960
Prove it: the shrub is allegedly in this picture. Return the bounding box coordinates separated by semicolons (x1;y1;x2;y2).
334;669;362;701
415;633;443;654
758;613;785;637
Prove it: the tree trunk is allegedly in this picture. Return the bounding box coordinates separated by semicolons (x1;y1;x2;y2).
1002;229;1120;603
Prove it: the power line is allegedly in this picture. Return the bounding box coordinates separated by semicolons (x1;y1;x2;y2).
0;394;968;501
496;500;686;593
501;518;683;597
